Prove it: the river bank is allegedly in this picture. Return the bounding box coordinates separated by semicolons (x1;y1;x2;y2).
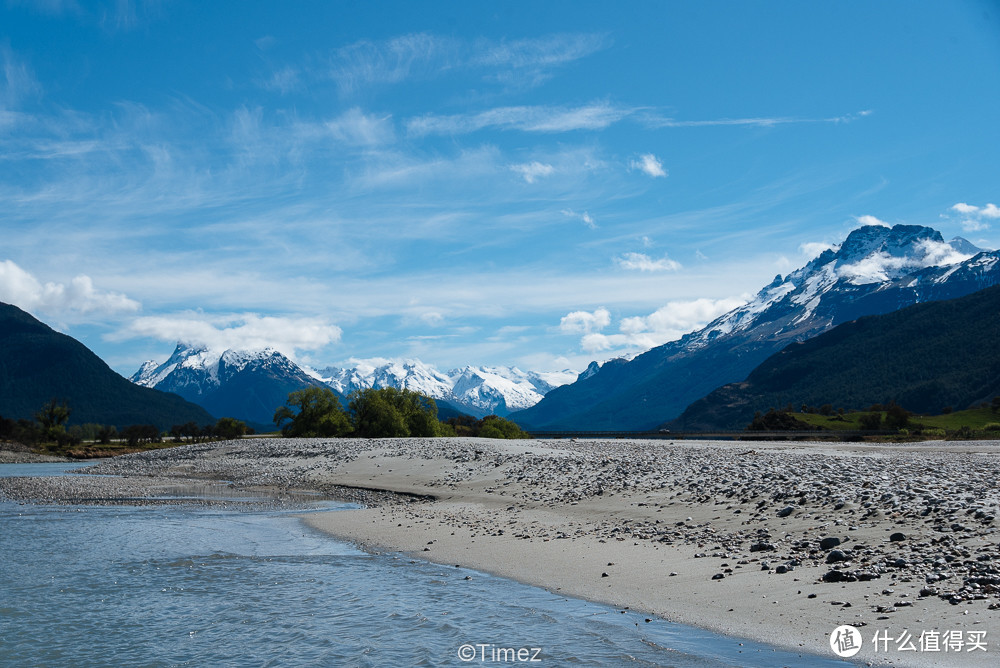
4;436;998;666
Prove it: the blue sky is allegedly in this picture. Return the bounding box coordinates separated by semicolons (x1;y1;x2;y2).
2;0;999;377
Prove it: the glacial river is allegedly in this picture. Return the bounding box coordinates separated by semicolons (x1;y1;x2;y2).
0;462;850;667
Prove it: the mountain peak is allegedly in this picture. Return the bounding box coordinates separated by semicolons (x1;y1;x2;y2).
514;222;1000;431
837;224;942;261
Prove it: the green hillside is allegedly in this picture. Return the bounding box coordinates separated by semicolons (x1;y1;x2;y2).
671;284;1000;431
0;302;215;429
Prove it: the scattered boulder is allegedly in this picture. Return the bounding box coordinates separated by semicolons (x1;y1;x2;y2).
819;536;841;550
826;549;849;564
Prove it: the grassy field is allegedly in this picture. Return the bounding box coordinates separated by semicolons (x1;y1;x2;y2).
795;406;1000;438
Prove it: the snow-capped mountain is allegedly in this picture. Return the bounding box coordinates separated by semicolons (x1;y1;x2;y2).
514;224;1000;431
131;344;323;426
311;359;576;417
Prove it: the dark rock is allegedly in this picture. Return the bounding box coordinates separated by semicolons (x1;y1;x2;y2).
826;549;849;564
819;536;841;550
777;506;795;518
889;532;906;542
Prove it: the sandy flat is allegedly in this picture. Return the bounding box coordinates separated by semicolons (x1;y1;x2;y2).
296;438;1000;667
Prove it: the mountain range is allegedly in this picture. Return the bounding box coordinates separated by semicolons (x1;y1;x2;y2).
311;360;576;418
132;348;577;426
512;224;1000;430
673;283;1000;430
0;302;214;429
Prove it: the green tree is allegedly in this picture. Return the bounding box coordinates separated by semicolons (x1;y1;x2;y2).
883;401;909;430
96;424;117;445
348;387;442;438
274;387;352;437
34;399;71;443
477;415;530;439
214;417;248;440
858;412;883;431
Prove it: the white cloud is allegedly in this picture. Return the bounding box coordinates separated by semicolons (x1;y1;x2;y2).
962;219;989;232
0;260;140;317
949;201;998;232
630;153;667;178
951;202;980;215
117;312;342;360
855;214;889;227
418;311;445;326
575;297;746;353
510;161;554;183
615;252;681;272
560;208;597;229
559;307;610;334
799;241;836;258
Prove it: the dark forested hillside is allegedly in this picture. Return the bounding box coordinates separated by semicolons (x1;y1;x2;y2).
671;284;1000;431
0;302;215;429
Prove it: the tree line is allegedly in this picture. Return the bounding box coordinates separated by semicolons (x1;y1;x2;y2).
0;398;250;450
273;387;529;439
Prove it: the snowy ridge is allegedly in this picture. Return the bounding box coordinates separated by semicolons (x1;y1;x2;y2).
682;225;984;351
312;358;577;417
131;345;286;391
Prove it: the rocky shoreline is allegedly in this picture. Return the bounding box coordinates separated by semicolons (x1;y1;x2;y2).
3;436;999;665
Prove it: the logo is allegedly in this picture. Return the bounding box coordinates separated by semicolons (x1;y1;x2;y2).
830;625;862;657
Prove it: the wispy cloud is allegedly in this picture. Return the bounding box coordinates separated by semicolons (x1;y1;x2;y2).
330;33;454;95
642;109;873;128
14;0;166;32
1;46;41;110
407;102;632;136
629;153;667;178
260;65;301;95
615;252;681;272
0;259;140;318
328;32;607;95
473;33;608;71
